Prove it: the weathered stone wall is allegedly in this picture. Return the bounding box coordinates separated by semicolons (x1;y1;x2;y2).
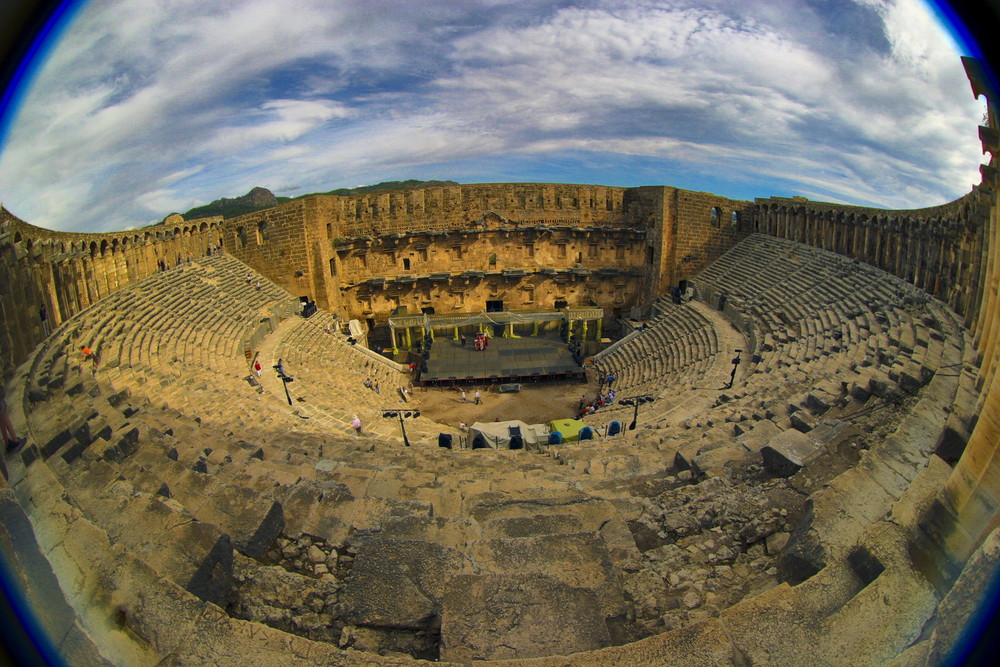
312;183;659;320
330;224;649;321
0;207;224;381
909;57;1000;587
318;183;636;236
718;58;1000;597
191;183;751;322
215;200;312;300
666;188;753;287
0;183;757;378
750;192;987;325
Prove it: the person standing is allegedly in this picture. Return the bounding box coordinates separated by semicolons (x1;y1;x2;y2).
352;415;362;436
39;302;50;336
461;389;467;403
474;389;481;405
253;361;262;377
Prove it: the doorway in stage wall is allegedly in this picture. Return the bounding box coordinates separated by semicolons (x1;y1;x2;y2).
485;300;504;312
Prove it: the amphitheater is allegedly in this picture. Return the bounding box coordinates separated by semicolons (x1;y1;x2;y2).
2;59;1000;666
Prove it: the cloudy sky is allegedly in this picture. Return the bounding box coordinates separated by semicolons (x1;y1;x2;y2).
0;0;986;233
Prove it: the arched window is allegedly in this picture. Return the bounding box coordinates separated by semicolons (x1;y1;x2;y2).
710;207;721;227
731;211;740;228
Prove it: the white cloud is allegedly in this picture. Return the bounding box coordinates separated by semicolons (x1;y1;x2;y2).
0;0;985;232
206;99;353;152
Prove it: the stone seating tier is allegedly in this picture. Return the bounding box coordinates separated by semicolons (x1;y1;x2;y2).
2;235;983;665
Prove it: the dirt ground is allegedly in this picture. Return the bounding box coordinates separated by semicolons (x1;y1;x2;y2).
409;378;594;428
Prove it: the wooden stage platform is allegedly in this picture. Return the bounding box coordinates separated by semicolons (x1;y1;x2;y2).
420;335;583;386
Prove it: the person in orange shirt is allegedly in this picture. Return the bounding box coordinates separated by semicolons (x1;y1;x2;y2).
81;346;97;372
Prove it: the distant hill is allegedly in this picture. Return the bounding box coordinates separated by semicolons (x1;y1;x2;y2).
176;186;278;221
172;180;460;221
295;179;459;199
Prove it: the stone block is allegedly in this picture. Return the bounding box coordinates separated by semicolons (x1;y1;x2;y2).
340;537;464;630
208;490;284;559
790;410;817;433
849;381;871;401
20;444;40;468
103;429;140;464
71;421;91;445
674;440;703;471
897;370;923;392
27;387;48;404
42;429;73;459
440;574;609;662
107;388;131;407
761;429;821;477
693;444;749;478
118;427;139;446
470;531;625;618
804;392;833;415
736;419;782;454
180;525;236;608
808;420;862;448
60;440;90;465
868;374;893;398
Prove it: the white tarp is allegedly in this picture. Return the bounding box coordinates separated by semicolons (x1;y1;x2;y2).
470;420;548;449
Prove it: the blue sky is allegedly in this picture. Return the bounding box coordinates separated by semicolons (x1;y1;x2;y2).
0;0;987;233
